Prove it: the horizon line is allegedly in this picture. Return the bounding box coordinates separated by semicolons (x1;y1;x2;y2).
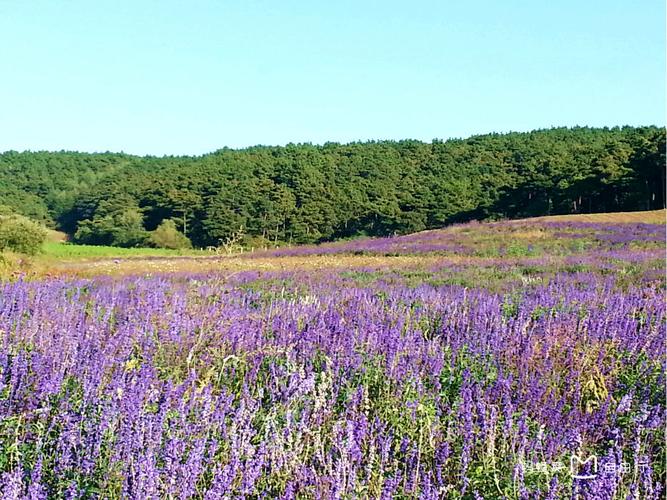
1;123;663;158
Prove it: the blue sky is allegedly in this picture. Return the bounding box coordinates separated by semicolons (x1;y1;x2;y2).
0;0;664;155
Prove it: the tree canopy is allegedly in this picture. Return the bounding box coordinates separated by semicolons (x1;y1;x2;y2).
0;126;664;247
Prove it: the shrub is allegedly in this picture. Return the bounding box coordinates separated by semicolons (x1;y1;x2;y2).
149;219;192;249
74;208;149;248
0;214;47;255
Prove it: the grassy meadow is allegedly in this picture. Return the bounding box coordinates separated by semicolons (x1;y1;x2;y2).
0;210;664;498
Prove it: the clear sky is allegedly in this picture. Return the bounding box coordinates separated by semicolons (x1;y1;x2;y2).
0;0;664;155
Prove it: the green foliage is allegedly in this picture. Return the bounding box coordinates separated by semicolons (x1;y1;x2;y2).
74;196;149;247
0;126;664;248
0;214;47;255
149;219;192;249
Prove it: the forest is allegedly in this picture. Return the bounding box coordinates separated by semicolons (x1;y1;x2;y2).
0;125;664;248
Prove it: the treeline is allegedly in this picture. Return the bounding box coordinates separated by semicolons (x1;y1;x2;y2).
0;126;664;248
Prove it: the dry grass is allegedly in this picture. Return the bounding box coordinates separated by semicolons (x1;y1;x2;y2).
6;209;663;279
506;229;549;240
46;254;466;278
526;209;666;224
46;229;68;243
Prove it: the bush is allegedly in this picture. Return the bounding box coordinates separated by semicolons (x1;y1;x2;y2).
0;214;47;255
74;208;149;248
149;219;192;249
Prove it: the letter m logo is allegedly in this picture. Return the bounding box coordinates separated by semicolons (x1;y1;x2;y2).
570;454;598;480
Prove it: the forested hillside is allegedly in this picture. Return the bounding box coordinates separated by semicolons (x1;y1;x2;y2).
0;126;664;247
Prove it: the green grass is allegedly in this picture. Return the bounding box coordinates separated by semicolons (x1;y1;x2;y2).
42;242;203;259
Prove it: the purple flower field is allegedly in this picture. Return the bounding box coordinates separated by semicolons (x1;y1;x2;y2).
0;220;665;498
255;220;665;258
